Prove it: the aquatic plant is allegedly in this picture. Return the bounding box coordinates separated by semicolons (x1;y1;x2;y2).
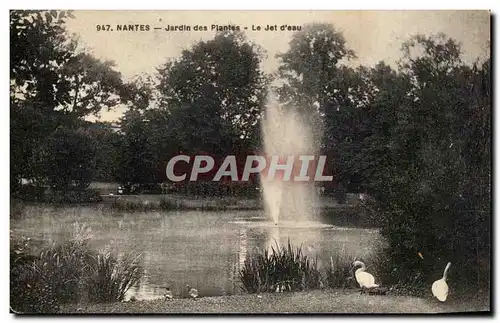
10;223;143;313
86;248;143;303
240;239;322;293
324;250;358;289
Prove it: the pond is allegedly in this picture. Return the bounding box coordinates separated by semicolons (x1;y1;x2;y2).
11;204;383;301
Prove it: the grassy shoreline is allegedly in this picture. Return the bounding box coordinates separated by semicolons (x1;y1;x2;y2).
59;289;490;314
99;193;352;210
13;193;360;212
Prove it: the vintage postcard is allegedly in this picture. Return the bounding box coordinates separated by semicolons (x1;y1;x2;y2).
10;10;491;314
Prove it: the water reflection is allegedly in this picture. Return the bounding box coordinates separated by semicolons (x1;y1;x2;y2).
238;226;248;270
12;206;383;301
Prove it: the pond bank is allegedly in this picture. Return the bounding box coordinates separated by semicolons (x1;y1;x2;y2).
60;289;490;314
100;193;358;210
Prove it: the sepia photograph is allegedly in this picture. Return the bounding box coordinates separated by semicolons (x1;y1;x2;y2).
9;9;491;314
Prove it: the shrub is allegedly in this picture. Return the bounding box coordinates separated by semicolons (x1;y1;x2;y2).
47;189;103;204
359;41;491;294
11;184;46;202
108;199;181;211
158;198;178;210
334;185;347;204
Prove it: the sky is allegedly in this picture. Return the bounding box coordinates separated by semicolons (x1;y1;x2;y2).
63;10;491;122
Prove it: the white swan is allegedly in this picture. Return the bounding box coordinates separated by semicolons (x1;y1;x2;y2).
432;262;451;302
352;260;379;289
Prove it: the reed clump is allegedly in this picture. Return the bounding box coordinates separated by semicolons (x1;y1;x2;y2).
10;222;143;313
240;239;322;293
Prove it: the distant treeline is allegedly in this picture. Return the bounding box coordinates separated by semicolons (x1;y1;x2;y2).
11;11;490;290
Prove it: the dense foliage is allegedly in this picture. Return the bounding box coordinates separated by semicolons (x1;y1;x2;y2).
10;10;132;194
276;28;490;290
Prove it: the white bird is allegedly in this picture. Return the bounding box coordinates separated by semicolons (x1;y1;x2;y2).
164;287;173;300
352;260;379;289
186;285;198;299
432;262;451;302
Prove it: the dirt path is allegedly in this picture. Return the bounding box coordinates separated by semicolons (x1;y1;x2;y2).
60;289;490;314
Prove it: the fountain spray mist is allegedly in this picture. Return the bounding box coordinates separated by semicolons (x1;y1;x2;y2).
260;94;321;226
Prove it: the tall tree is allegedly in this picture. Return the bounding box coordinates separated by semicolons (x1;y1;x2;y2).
113;73;174;186
45;128;97;190
276;23;378;194
11;10;75;189
156;31;269;157
85;122;122;183
10;10;131;191
275;23;357;147
116;109;159;186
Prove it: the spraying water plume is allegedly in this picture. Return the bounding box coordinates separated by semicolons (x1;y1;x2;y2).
260;94;321;226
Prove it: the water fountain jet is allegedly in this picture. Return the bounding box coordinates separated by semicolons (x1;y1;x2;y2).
260;94;323;250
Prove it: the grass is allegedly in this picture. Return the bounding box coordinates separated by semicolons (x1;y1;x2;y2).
10;223;143;314
58;288;491;314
